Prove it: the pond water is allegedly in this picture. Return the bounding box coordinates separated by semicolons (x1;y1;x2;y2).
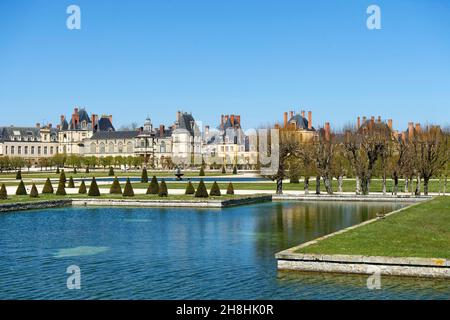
0;201;448;299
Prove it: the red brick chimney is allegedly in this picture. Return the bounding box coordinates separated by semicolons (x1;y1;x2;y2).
236;115;240;126
357;116;361;129
230;115;235;127
221;114;224;129
324;122;331;141
378;116;382;123
388;119;393;130
308;111;312;130
159;124;165;137
415;123;421;133
408;122;414;140
284;112;288;128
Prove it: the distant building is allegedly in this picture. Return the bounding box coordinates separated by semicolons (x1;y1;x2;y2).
275;110;317;142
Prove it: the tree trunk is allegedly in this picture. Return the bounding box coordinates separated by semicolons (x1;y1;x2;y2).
382;175;387;195
361;177;369;195
444;177;447;195
356;176;361;195
423;177;429;196
304;177;309;195
323;176;333;195
404;178;408;193
415;175;421;196
315;176;321;195
276;177;283;195
338;175;343;193
393;175;398;195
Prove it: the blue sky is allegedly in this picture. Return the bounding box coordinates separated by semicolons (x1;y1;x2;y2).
0;0;449;131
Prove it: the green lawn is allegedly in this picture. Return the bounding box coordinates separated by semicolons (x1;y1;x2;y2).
297;196;450;259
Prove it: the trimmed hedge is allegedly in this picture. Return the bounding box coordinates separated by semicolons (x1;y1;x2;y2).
226;182;234;195
60;170;67;183
42;178;54;194
210;181;221;196
141;167;148;183
30;183;39;198
195;179;208;198
85;167;90;173
68;176;75;188
56;167;60;174
56;180;66;196
158;179;168;197
221;166;226;174
185;180;195;195
16;170;22;180
199;167;205;176
110;177;122;194
147;176;159;194
88;177;101;196
108;167;115;176
78;180;87;194
0;183;8;200
123;178;135;197
16;180;27;195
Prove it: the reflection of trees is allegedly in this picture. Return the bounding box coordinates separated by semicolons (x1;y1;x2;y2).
253;202;403;259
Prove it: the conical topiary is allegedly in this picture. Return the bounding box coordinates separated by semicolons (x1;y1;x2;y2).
0;183;8;200
158;179;168;197
123;178;134;197
199;166;205;176
60;170;67;183
110;176;122;194
221;166;226;174
68;176;75;188
56;167;60;174
210;181;221;196
42;178;54;194
232;165;237;175
16;170;22;180
141;167;148;183
16;180;27;195
55;180;66;196
85;167;90;173
30;183;39;198
226;182;234;195
88;177;100;196
194;179;208;198
185;180;195;195
78;180;87;194
147;176;159;195
108;167;114;176
73;167;77;174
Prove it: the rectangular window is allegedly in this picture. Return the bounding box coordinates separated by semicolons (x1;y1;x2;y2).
25;146;28;154
31;146;35;155
38;146;41;155
44;147;47;155
18;146;22;155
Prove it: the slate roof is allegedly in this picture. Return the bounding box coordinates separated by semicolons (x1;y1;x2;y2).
97;116;115;132
178;113;197;135
288;114;315;131
0;126;58;142
90;131;138;140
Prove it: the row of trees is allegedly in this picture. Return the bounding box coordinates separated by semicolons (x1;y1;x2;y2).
271;121;450;196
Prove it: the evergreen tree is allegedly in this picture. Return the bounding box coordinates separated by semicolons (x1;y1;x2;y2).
226;182;235;195
0;183;8;200
60;170;67;183
141;167;148;183
108;167;115;176
110;177;122;194
56;167;60;174
158;179;168;197
73;167;77;174
185;180;195;195
232;165;238;175
195;179;209;198
42;178;54;194
30;183;39;198
88;177;101;196
199;166;205;176
78;180;87;194
55;180;66;196
123;178;135;197
16;170;22;180
68;176;75;188
16;180;27;195
221;166;226;174
85;167;90;174
147;176;159;194
210;181;221;196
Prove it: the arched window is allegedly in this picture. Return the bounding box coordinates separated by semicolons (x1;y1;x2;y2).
99;143;105;154
90;142;97;154
126;142;133;153
118;142;123;153
160;141;166;153
108;142;114;154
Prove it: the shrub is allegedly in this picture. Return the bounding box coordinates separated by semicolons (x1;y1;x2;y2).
141;167;148;183
158;179;168;197
16;180;27;195
30;183;39;198
88;177;101;196
68;176;75;188
199;166;205;176
221;166;226;174
108;167;115;176
147;176;159;194
210;181;221;196
55;180;66;196
56;167;60;174
123;178;135;197
290;176;300;184
16;170;22;180
226;182;234;195
73;167;77;174
60;170;67;183
0;183;8;200
195;179;209;198
110;176;122;194
185;180;195;195
78;180;87;194
42;178;54;194
232;165;237;175
85;167;90;174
